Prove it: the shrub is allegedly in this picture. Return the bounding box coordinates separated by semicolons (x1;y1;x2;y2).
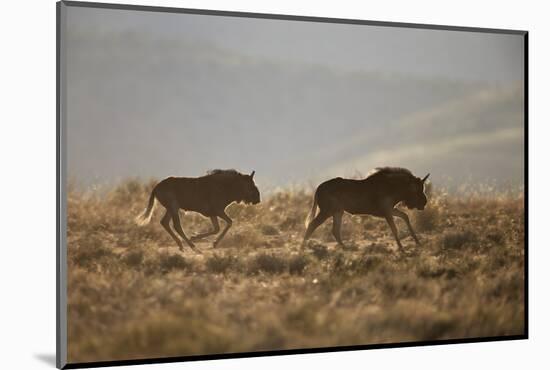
157;254;189;273
330;252;381;277
413;208;438;232
308;243;329;260
122;249;145;267
362;254;383;271
108;178;148;205
442;230;477;249
416;257;458;279
248;253;287;274
366;243;390;254
71;240;114;269
206;254;239;274
288;254;309;275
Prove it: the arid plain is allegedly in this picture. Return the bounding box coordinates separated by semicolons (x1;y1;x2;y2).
67;179;525;363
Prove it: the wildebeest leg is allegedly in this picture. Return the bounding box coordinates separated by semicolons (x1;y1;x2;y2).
332;211;345;246
190;216;220;242
302;211;331;245
160;210;185;250
384;214;404;251
213;211;233;247
169;208;199;253
392;209;420;245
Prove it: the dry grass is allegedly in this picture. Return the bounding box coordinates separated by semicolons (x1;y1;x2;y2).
66;180;525;363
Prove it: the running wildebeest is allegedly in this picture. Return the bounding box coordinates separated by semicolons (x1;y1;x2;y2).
303;167;429;251
135;169;260;252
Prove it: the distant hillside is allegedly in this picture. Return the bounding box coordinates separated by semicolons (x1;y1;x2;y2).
320;84;524;190
66;31;524;190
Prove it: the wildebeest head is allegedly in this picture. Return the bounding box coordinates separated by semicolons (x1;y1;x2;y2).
238;170;261;205
402;173;429;210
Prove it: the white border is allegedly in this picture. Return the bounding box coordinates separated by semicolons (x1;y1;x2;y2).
2;1;548;369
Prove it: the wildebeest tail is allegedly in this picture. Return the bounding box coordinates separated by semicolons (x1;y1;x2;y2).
135;189;157;226
305;189;318;228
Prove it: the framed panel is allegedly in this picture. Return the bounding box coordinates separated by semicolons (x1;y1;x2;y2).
57;1;527;368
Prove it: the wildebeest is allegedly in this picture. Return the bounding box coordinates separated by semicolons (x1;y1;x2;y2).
135;169;260;252
303;167;429;250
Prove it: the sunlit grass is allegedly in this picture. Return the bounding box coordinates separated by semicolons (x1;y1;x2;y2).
66;180;525;363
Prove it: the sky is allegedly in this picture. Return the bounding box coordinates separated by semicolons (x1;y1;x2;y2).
66;6;524;83
63;4;525;192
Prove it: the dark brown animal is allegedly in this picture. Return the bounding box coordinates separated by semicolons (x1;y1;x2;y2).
136;169;260;252
303;167;429;250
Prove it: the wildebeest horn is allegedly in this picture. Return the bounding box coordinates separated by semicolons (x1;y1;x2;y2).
250;170;255;178
422;173;430;183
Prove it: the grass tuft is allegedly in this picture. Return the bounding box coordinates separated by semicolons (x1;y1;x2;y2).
442;230;477;249
206;253;239;274
248;253;287;275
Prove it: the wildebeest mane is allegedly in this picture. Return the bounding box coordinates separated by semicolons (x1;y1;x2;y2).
206;169;244;177
366;167;415;180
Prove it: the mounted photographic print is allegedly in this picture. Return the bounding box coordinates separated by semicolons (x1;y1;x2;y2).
57;1;527;368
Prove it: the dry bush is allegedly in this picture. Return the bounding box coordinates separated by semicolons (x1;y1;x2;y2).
307;242;330;260
411;186;444;233
248;253;287;275
206;253;239;274
416;256;458;279
156;254;190;273
121;249;145;267
413;207;439;232
442;230;477;250
288;254;310;275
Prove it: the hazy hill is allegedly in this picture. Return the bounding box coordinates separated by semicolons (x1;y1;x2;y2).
320;84;524;190
66;31;524;190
